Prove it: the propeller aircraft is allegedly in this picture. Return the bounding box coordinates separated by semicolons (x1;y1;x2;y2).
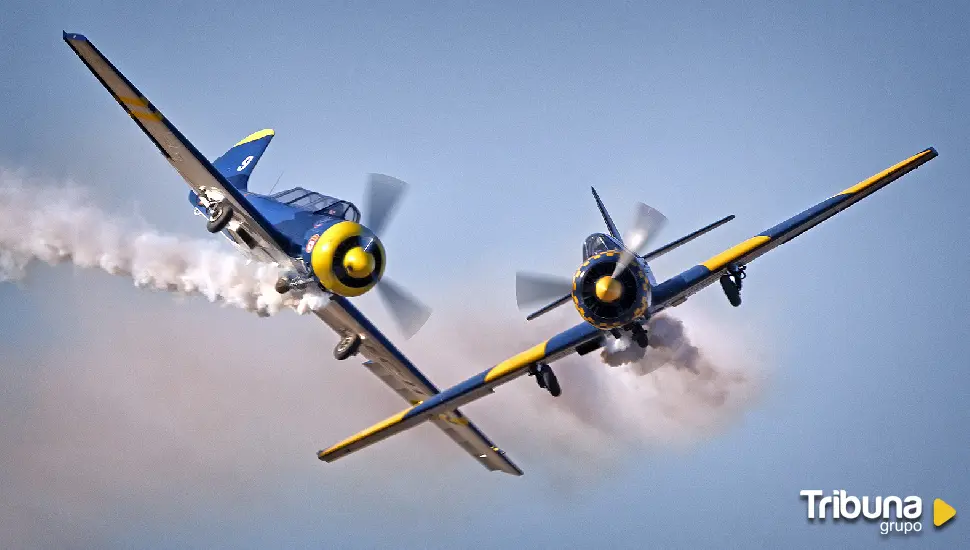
318;146;938;473
63;32;525;475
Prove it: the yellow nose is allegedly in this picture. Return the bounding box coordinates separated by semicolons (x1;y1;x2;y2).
594;276;623;303
343;246;376;278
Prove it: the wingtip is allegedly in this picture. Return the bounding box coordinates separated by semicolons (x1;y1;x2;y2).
62;31;88;42
926;146;939;157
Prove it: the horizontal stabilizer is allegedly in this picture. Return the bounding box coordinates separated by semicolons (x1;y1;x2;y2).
642;214;735;262
526;294;572;321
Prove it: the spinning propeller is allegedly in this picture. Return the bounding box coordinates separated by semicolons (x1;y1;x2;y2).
515;199;668;319
361;174;432;339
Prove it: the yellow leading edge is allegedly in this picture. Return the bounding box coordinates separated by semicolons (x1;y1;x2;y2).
322;410;410;455
483;342;548;383
838;148;936;196
701;236;770;271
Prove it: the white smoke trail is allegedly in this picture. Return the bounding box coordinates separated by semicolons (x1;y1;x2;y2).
0;169;326;316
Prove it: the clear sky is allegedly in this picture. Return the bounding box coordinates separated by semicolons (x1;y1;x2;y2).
1;1;968;548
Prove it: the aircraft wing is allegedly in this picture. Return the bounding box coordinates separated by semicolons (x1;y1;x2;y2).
62;32;294;267
650;147;938;312
315;296;524;475
317;321;603;468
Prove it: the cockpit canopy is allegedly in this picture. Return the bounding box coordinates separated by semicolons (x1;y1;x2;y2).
583;232;621;258
272;187;361;222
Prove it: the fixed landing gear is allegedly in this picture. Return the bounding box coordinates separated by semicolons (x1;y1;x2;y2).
529;363;561;397
333;333;362;360
206;201;234;233
274;274;314;294
630;324;649;349
275;277;292;294
719;263;746;307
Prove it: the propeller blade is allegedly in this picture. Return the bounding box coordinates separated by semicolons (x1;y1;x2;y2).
375;277;432;339
515;271;574;309
364;173;408;237
612;202;668;278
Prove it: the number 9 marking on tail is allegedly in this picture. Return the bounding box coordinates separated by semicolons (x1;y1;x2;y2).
237;155;254;171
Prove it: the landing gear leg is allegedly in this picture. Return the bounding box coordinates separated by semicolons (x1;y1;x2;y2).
728;263;747;290
630;324;649;349
528;363;561;397
275;273;313;295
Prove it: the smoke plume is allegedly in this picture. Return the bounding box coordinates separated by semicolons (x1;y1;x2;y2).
0;169;325;316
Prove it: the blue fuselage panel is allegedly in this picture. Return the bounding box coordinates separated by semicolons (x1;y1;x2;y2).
188;190;344;258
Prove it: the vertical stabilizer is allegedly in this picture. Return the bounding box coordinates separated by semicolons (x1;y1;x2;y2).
590;187;622;243
212;129;275;190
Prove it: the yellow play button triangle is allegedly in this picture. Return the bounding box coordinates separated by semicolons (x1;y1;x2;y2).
934;498;956;527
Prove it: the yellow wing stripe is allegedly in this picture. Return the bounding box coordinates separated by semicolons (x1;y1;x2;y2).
838;148;936;196
700;236;770;271
320;410;410;455
234;128;275;146
117;95;148;107
129;110;162;121
483;342;548;383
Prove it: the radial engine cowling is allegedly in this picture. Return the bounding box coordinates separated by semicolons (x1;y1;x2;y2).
307;221;386;297
571;250;650;329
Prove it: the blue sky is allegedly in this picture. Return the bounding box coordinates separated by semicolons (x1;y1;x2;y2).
1;1;968;548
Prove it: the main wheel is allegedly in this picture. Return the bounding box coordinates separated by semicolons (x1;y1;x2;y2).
719;275;742;307
206;202;234;233
334;334;362;360
540;366;561;397
275;277;292;294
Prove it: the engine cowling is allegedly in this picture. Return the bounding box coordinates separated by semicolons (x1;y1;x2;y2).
307;221;386;297
571;250;650;329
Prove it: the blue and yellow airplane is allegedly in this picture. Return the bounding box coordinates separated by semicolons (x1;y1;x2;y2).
317;147;938;473
63;32;525;475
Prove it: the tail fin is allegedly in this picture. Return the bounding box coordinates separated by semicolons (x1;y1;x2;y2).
590;187;622;242
212;129;275;190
